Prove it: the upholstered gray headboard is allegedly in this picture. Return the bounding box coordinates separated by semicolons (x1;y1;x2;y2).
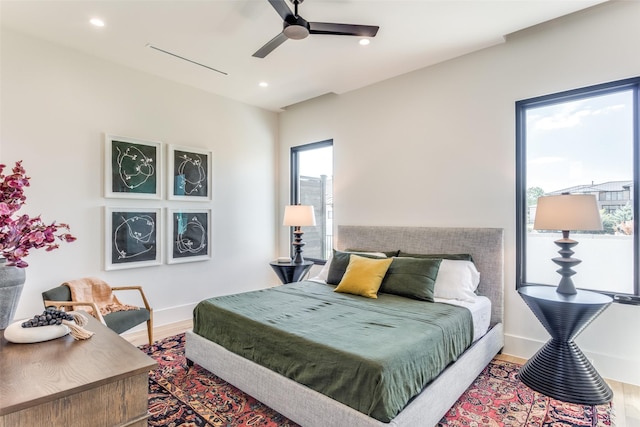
336;226;504;326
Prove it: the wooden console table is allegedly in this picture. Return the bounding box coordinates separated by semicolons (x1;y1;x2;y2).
0;313;156;426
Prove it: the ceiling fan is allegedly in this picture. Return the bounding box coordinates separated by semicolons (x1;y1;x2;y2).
253;0;379;58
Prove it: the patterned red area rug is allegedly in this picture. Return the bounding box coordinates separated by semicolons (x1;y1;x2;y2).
440;360;613;427
140;334;614;426
141;333;298;427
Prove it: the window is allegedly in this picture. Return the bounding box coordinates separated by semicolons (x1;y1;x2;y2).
516;77;640;297
291;140;333;263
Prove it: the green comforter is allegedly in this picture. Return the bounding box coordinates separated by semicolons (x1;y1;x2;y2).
193;281;473;422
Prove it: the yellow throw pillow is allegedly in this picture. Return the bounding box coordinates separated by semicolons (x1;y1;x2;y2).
334;255;393;298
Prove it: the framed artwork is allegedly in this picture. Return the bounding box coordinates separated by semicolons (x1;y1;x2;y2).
167;208;211;264
105;207;162;270
105;134;162;199
167;145;212;201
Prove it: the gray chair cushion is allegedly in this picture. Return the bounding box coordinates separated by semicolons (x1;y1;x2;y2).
104;308;151;334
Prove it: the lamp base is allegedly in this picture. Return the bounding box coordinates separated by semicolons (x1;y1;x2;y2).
556;277;578;295
551;231;580;295
291;227;306;264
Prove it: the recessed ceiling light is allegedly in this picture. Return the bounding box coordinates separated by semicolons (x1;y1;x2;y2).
90;18;105;27
259;82;269;88
359;39;370;46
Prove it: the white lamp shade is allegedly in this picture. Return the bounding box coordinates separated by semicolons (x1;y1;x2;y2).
534;194;603;231
283;205;316;227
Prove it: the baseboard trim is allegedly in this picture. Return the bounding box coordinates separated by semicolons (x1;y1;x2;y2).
121;302;197;345
153;302;197;326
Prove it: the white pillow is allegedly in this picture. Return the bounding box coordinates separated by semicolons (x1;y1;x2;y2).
310;253;333;282
310;251;387;283
434;260;480;303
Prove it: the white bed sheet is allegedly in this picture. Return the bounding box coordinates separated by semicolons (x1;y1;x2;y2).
435;295;491;342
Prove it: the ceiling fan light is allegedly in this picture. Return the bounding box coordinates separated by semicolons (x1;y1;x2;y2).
283;24;309;40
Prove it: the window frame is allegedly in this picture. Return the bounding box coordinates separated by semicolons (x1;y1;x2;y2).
515;77;640;299
290;139;333;264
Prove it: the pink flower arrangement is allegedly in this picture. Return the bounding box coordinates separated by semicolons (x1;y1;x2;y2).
0;161;76;268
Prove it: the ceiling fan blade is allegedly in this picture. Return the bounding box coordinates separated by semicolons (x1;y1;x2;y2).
252;32;289;58
268;0;293;21
309;22;379;37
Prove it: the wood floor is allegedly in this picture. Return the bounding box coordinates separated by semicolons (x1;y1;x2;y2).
124;321;640;427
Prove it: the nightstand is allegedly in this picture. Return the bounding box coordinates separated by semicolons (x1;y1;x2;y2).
518;285;613;405
270;260;313;284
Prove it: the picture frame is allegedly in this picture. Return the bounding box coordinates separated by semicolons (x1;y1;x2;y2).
167;145;212;201
105;134;163;199
105;207;162;270
167;208;211;264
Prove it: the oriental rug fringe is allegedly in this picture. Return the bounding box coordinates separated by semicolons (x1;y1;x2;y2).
140;334;614;427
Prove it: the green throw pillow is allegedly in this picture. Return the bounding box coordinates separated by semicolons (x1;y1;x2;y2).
379;257;442;301
397;251;474;262
346;249;400;258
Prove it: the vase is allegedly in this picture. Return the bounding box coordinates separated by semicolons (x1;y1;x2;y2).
0;258;26;329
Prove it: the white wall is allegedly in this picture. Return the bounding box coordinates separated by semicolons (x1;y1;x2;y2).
278;1;640;385
0;29;279;327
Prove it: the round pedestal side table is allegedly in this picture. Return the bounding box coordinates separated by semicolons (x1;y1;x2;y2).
518;285;613;405
270;260;313;284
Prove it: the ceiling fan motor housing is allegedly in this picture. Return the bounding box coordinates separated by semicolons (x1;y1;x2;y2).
283;15;310;40
252;0;379;58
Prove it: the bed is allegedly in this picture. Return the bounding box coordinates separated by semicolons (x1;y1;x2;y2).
186;225;504;427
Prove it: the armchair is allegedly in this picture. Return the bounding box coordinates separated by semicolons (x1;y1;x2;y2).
42;281;153;345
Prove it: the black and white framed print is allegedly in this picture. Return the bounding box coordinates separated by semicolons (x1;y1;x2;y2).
106;207;162;270
105;134;162;199
167;208;211;264
167;145;212;201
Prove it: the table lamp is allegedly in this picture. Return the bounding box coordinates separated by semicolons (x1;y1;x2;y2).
533;193;603;295
283;205;316;263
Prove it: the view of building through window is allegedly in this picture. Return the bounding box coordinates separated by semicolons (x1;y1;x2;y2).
520;83;637;295
292;142;333;262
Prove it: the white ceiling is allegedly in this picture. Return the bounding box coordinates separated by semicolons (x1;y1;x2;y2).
1;0;607;112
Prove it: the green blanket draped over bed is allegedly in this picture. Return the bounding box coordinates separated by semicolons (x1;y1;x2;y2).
193;281;473;423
